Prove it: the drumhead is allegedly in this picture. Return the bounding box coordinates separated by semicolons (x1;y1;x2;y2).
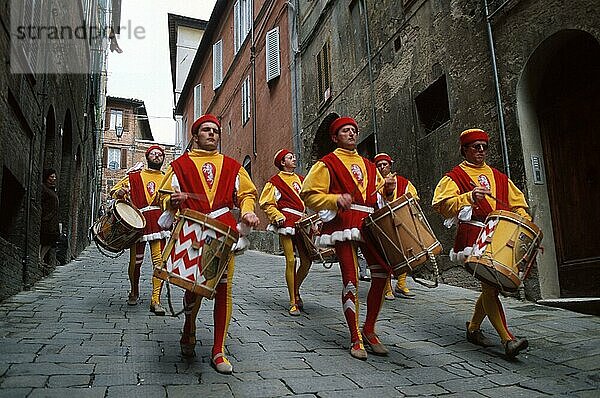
115;202;146;228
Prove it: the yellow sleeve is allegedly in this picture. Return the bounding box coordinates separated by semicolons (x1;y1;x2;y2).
237;166;259;216
508;179;531;221
157;164;176;210
259;181;285;223
431;175;474;219
406;181;419;201
109;175;130;199
300;161;339;211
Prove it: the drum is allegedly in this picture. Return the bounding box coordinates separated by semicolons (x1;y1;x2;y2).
363;193;442;277
154;209;239;299
92;200;146;252
465;210;543;292
295;214;337;263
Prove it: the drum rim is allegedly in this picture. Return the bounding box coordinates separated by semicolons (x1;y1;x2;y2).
114;200;147;228
364;193;415;224
487;210;542;238
295;213;321;228
179;208;240;241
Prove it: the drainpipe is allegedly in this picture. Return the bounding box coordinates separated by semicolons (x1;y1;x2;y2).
251;19;258;157
288;0;302;170
483;0;510;178
361;0;378;153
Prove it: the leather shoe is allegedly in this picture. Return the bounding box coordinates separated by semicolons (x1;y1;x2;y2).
150;303;166;316
384;291;395;300
394;286;415;299
289;304;301;316
350;341;368;360
466;322;495;347
127;293;138;306
180;342;196;358
211;353;233;374
504;338;529;359
362;331;389;356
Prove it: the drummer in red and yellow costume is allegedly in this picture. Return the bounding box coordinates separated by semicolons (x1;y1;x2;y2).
432;128;530;359
259;149;312;316
300;116;395;360
159;114;260;374
373;153;419;300
110;145;170;315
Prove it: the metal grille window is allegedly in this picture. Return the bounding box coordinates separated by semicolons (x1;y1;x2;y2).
234;0;253;54
265;27;280;82
242;75;251;125
316;41;331;104
194;84;202;119
107;147;121;170
213;39;223;90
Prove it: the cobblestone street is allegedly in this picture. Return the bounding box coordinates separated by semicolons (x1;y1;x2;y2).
0;246;599;397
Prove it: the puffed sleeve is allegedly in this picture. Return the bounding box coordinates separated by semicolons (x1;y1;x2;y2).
259;181;285;223
300;161;339;212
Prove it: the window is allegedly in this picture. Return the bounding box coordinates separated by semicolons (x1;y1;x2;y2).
316;41;331;104
234;0;253;54
415;74;450;134
194;84;202;119
109;109;123;131
243;155;252;179
107;147;121;170
349;0;366;63
242;76;251;125
265;27;280;82
213;40;223;90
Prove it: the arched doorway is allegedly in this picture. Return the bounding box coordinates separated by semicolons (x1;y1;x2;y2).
517;30;600;298
44;106;56;170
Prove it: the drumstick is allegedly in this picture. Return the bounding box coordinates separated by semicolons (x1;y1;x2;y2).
372;172;396;196
158;189;206;200
469;181;510;208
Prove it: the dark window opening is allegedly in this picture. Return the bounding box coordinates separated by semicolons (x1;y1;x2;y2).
316;41;331;104
357;133;375;160
415;74;450;134
0;167;25;244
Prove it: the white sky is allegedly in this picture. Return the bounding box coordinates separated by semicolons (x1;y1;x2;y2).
106;1;216;144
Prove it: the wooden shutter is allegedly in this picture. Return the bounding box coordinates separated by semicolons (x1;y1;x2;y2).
266;27;280;82
213;40;223;90
194;84;202;119
102;147;108;167
120;148;127;169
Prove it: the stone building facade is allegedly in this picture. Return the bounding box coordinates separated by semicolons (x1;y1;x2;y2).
101;96;178;205
174;0;300;228
296;0;599;301
0;0;117;301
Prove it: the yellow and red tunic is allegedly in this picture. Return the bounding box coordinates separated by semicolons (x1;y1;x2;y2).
259;171;305;235
111;169;170;241
432;161;530;260
160;149;258;232
301;148;384;245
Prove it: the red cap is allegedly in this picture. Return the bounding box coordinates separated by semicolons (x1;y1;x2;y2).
191;114;221;135
460;129;489;146
329;116;358;136
145;145;164;157
273;149;292;169
373;153;393;164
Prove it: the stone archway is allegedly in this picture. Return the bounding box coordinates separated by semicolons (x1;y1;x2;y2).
517;30;600;298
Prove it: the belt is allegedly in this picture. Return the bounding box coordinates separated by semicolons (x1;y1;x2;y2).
460;220;485;228
139;205;161;212
208;207;230;219
350;204;374;214
281;207;305;217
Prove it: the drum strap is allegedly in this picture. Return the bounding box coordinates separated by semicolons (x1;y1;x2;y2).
281;207;305;217
139;205;161;212
460;220;485;228
208;207;230;219
350;204;374;214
